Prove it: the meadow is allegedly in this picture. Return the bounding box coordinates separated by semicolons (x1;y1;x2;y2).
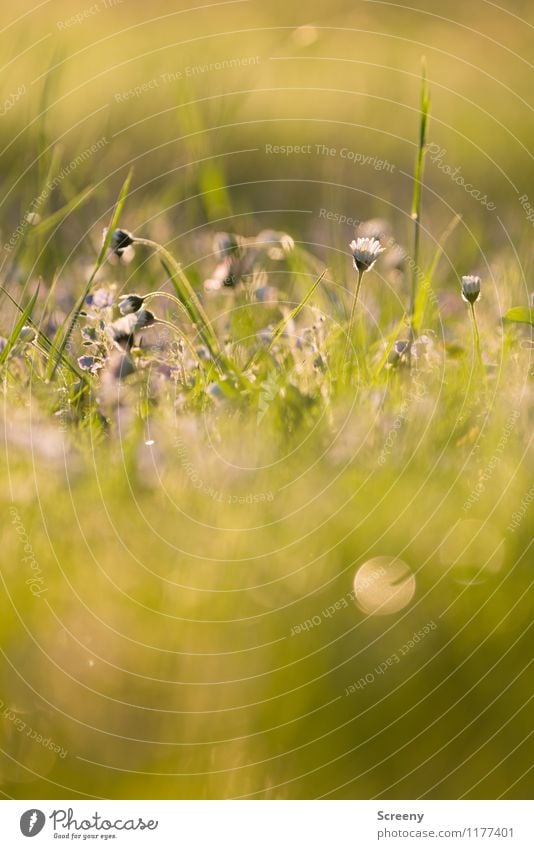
0;0;532;800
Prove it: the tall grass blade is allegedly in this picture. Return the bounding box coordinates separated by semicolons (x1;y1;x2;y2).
373;313;408;376
29;185;95;240
0;285;87;381
158;255;219;357
409;59;430;331
413;213;461;333
0;284;40;365
248;269;327;368
159;254;248;384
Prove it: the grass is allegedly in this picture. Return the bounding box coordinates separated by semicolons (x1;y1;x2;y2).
0;0;532;801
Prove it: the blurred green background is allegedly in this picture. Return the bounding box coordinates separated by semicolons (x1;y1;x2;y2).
0;0;532;800
1;0;534;257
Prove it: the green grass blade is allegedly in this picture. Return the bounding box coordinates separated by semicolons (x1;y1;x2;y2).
159;257;212;342
248;269;327;368
0;285;88;381
269;269;327;352
159;255;225;373
409;59;431;326
411;59;430;220
159;255;249;385
3;148;63;283
413;213;461;333
373;313;408;376
137;239;220;354
29;185;95;240
0;284;40;365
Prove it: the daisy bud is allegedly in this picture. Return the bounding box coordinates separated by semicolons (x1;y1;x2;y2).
461;275;481;304
107;310;155;350
104;228;135;258
119;294;145;315
134;310;156;329
387;339;409;365
349;236;385;272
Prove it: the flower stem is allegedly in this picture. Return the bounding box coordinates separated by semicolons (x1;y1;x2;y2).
345;269;364;361
144;291;190;322
469;301;483;373
134;237;219;354
409;62;430;339
133;236;237;380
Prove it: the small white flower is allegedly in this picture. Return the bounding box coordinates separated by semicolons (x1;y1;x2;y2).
257;230;295;260
461;275;481;304
349;236;384;272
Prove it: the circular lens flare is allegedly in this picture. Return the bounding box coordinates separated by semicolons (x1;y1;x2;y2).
353;556;416;615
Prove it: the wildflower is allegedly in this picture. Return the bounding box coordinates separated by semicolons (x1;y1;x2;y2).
119;294;145;315
196;345;212;361
107;310;155;350
204;259;239;290
461;275;481;304
103;228;135;262
77;355;103;374
214;232;241;259
257;230;295;260
349;237;384;272
111;228;134;255
345;237;385;358
221;261;240;288
461;276;483;372
206;382;224;400
388;339;410;364
133;309;156;329
86;287;114;309
108;314;138;349
205;252;254;290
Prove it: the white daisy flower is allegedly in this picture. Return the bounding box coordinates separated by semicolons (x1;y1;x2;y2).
461;275;481;304
349;236;384;272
